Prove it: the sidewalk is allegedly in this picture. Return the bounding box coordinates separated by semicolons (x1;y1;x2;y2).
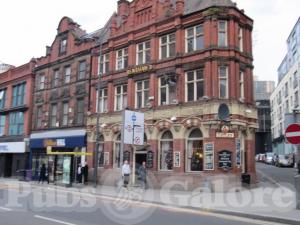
2;178;300;225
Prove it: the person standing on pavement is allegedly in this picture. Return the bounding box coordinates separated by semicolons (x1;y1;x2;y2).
77;163;82;183
122;160;131;188
138;161;147;189
38;164;46;184
83;162;89;184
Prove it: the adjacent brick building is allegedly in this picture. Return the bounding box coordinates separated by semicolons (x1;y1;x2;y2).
29;17;99;185
87;0;257;189
0;60;35;177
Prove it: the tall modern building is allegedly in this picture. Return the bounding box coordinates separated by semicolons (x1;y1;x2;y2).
87;0;257;189
271;17;300;155
254;78;275;154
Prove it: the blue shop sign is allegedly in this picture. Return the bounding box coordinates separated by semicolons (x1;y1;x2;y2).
30;130;86;149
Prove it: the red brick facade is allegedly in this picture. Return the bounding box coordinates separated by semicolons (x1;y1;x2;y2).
86;0;257;189
0;60;36;177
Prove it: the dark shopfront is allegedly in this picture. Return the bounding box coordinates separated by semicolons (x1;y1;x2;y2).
29;130;86;186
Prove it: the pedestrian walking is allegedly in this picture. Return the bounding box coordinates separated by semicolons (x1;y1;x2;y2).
121;160;131;188
46;164;52;184
138;161;147;189
38;164;47;184
82;162;89;184
77;163;82;183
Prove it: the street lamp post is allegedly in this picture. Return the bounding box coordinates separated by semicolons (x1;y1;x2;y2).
93;29;106;188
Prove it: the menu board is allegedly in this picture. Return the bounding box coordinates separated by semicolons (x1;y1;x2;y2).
218;150;232;169
146;150;154;168
204;143;214;170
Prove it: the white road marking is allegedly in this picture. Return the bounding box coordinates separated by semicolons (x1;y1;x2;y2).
0;207;12;211
34;215;76;225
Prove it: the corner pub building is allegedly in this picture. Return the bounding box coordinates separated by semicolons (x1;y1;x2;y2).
87;0;257;189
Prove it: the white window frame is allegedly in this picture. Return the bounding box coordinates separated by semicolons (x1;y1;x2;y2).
239;71;244;100
114;84;128;111
238;27;243;52
185;25;204;53
38;75;45;90
64;66;71;84
159;33;176;59
218;21;228;47
135;80;149;109
219;66;228;99
62;102;69;126
116;48;128;70
136;41;151;65
159;77;177;106
96;88;108;113
185;69;204;102
98;53;110;75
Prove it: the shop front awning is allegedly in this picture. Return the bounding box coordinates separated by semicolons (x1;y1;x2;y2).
30;129;86;149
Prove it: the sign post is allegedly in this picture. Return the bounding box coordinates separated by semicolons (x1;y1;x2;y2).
285;123;300;209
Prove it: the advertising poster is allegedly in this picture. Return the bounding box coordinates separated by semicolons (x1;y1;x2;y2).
204;143;214;170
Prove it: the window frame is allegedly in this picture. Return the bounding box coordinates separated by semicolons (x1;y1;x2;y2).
76;99;85;125
0;89;6;109
12;83;26;107
238;27;243;52
96;88;108;113
52;69;60;88
114;84;128;111
219;66;229;99
0;115;5;136
64;66;71;84
8;112;24;136
218;20;228;47
185;24;204;53
135;80;150;109
239;71;245;100
78;61;86;80
136;41;151;65
98;53;110;75
116;48;128;70
62;102;69;126
185;69;205;102
159;131;173;171
159;33;176;59
36;105;43;128
59;38;67;54
50;103;58;128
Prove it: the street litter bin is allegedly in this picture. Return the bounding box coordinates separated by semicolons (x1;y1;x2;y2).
241;173;251;184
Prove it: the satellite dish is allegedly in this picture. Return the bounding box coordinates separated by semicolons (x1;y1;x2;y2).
218;103;230;121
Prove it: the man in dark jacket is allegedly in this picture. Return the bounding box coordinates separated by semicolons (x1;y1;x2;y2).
138;161;147;189
38;164;46;184
83;162;89;184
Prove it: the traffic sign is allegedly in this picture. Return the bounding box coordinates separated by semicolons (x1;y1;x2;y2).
285;123;300;145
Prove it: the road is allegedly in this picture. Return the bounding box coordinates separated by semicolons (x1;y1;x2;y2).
256;162;297;187
0;182;284;225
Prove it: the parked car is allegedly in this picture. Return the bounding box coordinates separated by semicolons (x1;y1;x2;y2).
275;155;293;167
265;152;275;164
255;154;260;162
257;153;266;162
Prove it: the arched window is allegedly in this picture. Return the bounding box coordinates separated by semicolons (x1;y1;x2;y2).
98;135;104;167
160;131;173;171
114;134;121;168
187;129;203;172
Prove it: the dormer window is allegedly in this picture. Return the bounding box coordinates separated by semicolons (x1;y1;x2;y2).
59;38;67;54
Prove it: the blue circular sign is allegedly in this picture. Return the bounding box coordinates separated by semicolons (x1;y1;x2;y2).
132;114;137;122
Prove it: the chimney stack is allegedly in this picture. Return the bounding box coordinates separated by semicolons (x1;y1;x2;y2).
117;0;129;17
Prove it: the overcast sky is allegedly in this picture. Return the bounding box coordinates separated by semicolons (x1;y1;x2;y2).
0;0;299;83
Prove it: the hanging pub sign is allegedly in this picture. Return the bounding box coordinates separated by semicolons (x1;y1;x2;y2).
218;150;232;169
146;150;154;168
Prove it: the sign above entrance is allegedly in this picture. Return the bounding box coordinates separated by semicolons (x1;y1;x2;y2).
127;65;153;76
0;142;26;153
44;139;66;147
123;110;144;146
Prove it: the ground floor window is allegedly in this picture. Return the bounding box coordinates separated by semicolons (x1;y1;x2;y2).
187;129;203;172
160;131;173;171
